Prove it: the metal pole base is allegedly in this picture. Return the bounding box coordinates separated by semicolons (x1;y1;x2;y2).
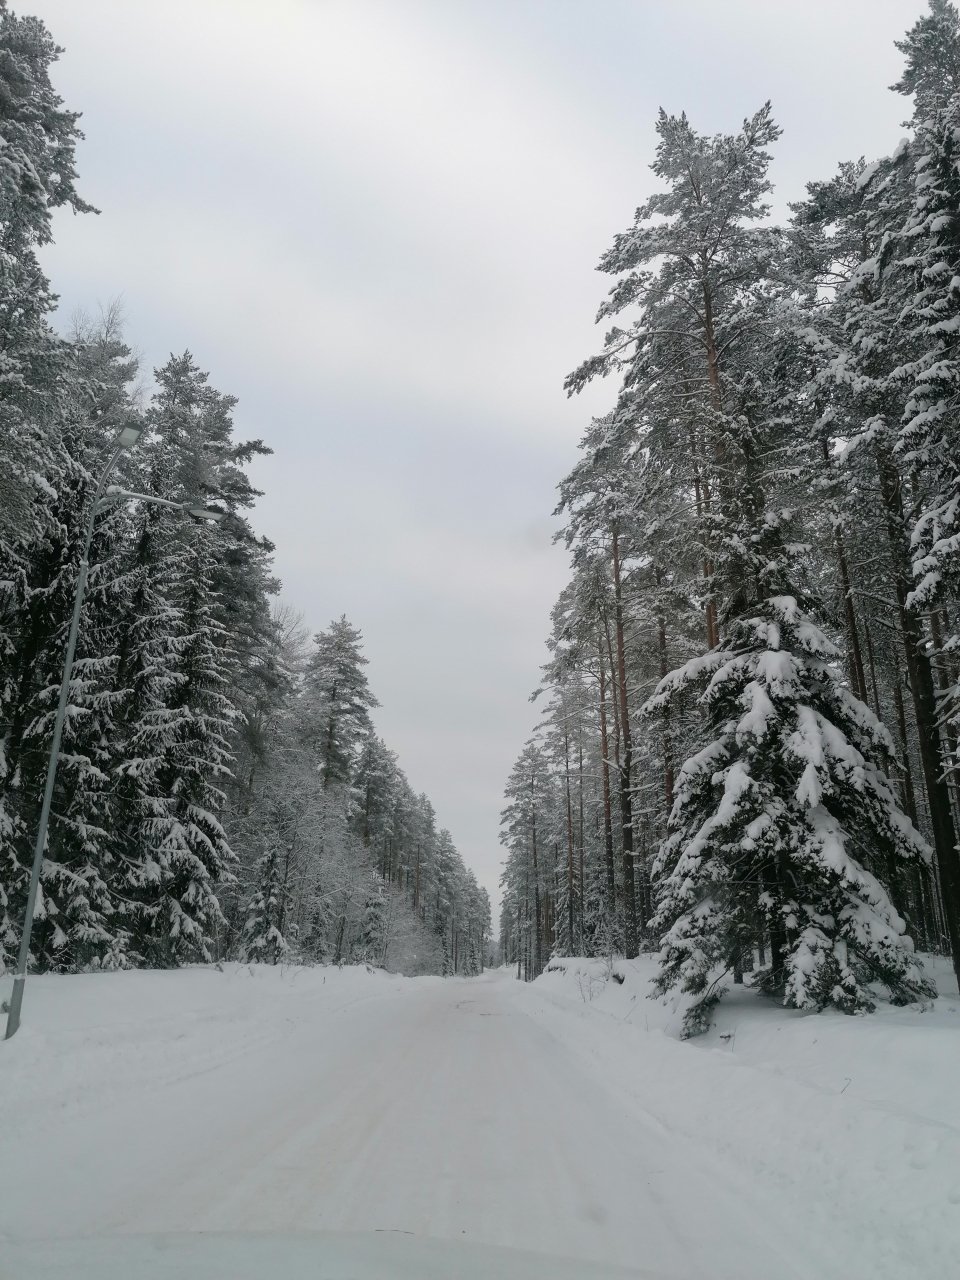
4;973;25;1039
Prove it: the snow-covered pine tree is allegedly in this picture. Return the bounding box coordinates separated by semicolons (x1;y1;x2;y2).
354;736;399;852
534;626;591;958
431;828;462;977
892;0;960;126
555;425;647;957
499;743;555;979
303;617;379;791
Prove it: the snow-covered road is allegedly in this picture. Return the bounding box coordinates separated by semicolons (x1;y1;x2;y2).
1;965;828;1280
4;960;957;1279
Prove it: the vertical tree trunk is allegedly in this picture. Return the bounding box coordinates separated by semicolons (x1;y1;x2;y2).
322;689;337;790
612;524;639;959
530;772;543;976
893;673;919;827
930;609;960;822
688;436;718;650
597;629;617;924
761;862;786;989
821;439;869;701
863;624;882;719
577;733;585;952
701;278;724;649
563;721;576;955
654;565;674;816
837;532;869;703
333;914;346;965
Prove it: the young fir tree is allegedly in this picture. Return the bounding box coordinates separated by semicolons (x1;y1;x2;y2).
646;411;936;1033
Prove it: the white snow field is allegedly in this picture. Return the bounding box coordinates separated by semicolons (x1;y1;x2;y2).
1;958;958;1280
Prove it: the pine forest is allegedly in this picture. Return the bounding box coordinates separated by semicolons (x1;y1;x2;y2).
499;0;960;1034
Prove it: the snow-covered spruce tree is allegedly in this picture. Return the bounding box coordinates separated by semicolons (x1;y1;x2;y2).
0;5;97;968
0;3;95;550
115;349;284;965
646;459;936;1034
353;875;386;965
1;312;143;973
241;839;291;964
133;527;238;965
301;884;336;963
106;492;185;961
10;450;130;971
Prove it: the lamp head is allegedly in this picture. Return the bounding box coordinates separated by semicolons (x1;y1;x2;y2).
184;504;226;523
117;424;143;449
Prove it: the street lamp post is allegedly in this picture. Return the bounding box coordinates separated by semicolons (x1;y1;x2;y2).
3;427;224;1040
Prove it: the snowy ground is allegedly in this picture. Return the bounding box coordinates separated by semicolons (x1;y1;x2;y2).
1;958;957;1279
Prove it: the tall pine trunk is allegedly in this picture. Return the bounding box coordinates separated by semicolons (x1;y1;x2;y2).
611;525;638;958
597;629;617;925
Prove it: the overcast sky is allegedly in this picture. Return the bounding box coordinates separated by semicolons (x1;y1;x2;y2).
34;0;926;920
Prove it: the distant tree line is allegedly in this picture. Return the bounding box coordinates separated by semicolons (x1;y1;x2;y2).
0;3;489;978
501;1;960;1033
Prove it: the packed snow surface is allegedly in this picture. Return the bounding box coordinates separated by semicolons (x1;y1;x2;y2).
1;958;958;1279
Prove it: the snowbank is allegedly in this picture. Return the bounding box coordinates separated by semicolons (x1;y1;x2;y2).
520;954;960;1280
